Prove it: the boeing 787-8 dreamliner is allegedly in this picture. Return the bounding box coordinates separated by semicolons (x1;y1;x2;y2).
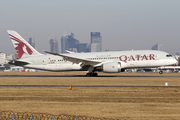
7;30;177;76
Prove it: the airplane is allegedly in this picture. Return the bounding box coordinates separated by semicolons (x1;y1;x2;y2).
7;30;177;76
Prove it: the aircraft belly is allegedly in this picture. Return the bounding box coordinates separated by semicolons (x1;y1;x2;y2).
127;60;170;68
24;64;81;71
140;59;174;67
127;61;139;68
137;60;162;67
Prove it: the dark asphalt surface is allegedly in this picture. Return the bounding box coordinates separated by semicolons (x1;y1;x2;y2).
0;75;180;78
0;85;180;88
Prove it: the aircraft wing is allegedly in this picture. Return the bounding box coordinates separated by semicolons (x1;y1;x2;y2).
44;51;102;67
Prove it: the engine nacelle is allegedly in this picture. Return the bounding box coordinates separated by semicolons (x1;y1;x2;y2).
102;62;121;73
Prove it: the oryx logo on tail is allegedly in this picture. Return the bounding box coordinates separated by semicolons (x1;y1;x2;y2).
9;34;33;58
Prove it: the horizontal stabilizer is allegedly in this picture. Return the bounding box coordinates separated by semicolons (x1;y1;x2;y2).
8;60;31;66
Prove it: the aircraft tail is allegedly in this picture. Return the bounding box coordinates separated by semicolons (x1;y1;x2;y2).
7;30;42;59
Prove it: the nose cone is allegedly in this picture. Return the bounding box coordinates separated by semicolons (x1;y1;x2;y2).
173;58;178;65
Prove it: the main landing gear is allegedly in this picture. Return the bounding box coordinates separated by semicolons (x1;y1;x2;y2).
86;72;98;77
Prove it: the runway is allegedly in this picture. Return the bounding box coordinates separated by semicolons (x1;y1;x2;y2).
1;72;180;119
0;97;180;101
0;85;180;88
1;74;180;78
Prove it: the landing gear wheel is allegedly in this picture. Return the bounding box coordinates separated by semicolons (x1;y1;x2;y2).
86;73;90;77
93;73;98;76
86;73;98;77
159;70;163;74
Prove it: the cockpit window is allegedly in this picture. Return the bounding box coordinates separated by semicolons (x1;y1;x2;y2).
166;54;172;57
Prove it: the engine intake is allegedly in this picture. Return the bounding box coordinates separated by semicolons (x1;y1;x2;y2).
102;62;121;73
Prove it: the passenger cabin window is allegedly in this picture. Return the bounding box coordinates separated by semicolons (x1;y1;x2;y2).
166;54;172;57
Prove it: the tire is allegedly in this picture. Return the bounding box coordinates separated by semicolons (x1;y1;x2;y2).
159;71;163;74
93;73;98;76
86;73;98;77
86;73;90;77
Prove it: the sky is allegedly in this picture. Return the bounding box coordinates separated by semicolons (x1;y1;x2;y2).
0;0;180;54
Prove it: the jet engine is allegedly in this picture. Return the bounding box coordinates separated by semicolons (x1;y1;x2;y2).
102;62;123;73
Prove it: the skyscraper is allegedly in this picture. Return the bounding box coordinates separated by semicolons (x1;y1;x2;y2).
49;39;59;53
151;44;163;51
78;43;88;53
90;32;102;52
28;38;35;48
61;33;79;53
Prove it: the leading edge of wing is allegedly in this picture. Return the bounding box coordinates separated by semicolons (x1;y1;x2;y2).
44;51;102;67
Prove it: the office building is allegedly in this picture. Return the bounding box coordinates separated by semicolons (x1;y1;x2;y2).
78;43;88;53
86;44;91;52
61;33;79;53
0;52;6;66
90;32;102;52
49;39;59;53
13;54;19;59
151;44;163;51
90;43;100;52
28;38;35;48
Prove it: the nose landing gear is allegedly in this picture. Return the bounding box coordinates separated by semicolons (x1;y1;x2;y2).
159;70;163;74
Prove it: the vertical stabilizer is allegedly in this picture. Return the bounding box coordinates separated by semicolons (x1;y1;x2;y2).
7;30;42;58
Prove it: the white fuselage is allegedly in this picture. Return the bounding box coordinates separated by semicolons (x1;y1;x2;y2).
17;50;177;71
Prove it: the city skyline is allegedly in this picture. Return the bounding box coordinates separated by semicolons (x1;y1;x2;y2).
91;32;102;52
1;0;180;55
49;39;59;53
61;33;79;53
28;37;35;49
2;30;180;55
